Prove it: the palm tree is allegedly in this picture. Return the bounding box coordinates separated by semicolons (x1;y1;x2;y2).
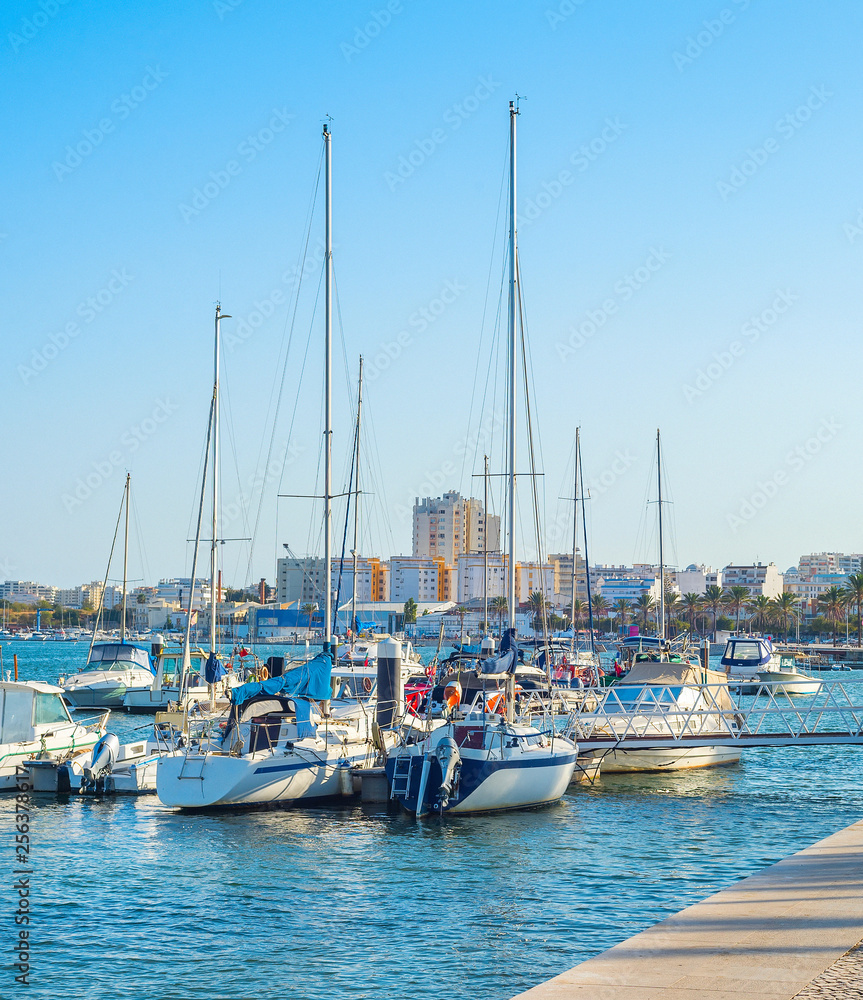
490;595;508;638
301;603;317;634
591;594;609;630
842;574;863;647
635;593;655;633
663;590;681;637
817;586;845;644
701;585;725;639
454;605;468;643
747;594;773;634
681;593;702;636
724;586;750;633
528;591;546;633
770;592;799;643
569;598;586;631
613;598;631;635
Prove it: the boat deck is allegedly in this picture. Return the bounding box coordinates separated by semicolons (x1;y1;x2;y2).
513;817;863;999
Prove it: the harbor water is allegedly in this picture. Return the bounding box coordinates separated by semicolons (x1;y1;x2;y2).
3;642;863;1000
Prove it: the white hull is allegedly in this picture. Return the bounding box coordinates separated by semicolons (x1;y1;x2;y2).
589;744;741;773
156;741;372;809
757;670;822;696
63;668;155;708
449;756;576;812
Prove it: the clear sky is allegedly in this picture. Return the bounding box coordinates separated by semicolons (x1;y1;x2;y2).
4;0;862;590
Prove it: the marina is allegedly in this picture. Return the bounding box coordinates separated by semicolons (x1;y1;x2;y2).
3;641;863;997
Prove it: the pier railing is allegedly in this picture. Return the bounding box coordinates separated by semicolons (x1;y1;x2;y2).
555;680;863;749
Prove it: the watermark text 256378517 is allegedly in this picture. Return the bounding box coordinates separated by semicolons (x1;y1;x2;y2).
12;765;33;987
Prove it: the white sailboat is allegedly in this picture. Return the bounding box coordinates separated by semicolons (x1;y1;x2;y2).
386;101;578;816
157;122;386;810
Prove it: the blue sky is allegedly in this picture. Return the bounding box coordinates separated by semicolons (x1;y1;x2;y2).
4;0;862;589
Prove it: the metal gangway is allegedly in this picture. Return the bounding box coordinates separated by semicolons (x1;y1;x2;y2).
560;679;863;751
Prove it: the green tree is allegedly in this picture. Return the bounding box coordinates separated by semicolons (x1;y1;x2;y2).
817;586;845;643
747;594;773;633
770;592;799;643
842;574;863;647
403;597;417;624
568;598;586;631
490;595;508;637
613;598;631;634
528;591;546;631
663;590;681;636
723;586;750;633
635;593;655;633
701;584;725;639
301;603;317;633
681;593;702;636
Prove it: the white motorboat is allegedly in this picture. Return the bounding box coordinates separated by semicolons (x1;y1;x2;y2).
61;641;158;708
0;682;104;790
721;636;822;696
574;656;742;773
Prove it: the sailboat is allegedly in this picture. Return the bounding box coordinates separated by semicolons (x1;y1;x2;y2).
157;122;388;810
61;474;159;709
574;431;741;771
385;101;578;816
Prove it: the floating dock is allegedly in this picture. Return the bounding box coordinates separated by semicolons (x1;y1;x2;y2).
513;818;863;999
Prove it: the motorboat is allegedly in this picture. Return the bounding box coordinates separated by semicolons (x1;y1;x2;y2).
573;657;742;772
721;636;822;696
60;641;158;708
0;681;105;790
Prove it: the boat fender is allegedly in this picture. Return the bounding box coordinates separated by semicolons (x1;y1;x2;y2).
443;681;462;716
83;733;120;782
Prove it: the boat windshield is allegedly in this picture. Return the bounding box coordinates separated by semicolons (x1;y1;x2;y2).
83;643;154;674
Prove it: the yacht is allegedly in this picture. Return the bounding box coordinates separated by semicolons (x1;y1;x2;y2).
721;636;822;696
0;681;104;789
60;641;158;708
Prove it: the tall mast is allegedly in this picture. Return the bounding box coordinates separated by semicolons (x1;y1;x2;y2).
483;453;489;636
323;122;334;663
578;430;596;660
657;428;665;642
506;100;518;634
211;303;229;653
570;435;578;660
120;472;130;642
350;355;363;644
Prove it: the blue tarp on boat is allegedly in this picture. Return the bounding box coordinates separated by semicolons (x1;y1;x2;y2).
229;651;333;708
480;628;518;675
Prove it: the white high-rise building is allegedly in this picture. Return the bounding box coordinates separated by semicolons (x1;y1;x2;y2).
412;492;500;564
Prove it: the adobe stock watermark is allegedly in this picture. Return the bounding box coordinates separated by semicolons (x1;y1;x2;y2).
726;417;841;531
393;408;506;523
218;439;305;534
341;0;404;61
843;204;863;243
717;86;832;200
61;398;180;513
545;0;588;31
7;0;72;54
555;247;671;360
384;76;502;191
213;0;244;18
178;108;294;222
18;269;134;384
682;289;797;402
224;238;335;353
53;66;168;181
547;449;637;544
364;279;466;380
517;117;627;228
672;0;757;72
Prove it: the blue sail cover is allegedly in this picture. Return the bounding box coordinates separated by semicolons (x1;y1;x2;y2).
480;628;518;675
204;652;226;683
229;651;333;708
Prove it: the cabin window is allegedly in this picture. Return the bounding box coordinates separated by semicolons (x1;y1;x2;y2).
1;689;33;743
162;658;178;677
34;693;71;726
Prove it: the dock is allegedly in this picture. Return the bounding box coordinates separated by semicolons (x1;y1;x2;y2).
513;818;863;999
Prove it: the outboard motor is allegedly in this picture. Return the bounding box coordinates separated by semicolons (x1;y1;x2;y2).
82;733;120;793
434;736;461;809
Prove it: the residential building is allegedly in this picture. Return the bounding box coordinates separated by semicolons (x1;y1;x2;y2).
675;564;721;596
456;552;508;603
798;552;863;580
276;557;329;605
412;492;500;563
548;551;589;607
330;557;388;603
785;571;850;617
389;556;449;602
0;580;59;605
515;561;555;604
720;562;783;598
